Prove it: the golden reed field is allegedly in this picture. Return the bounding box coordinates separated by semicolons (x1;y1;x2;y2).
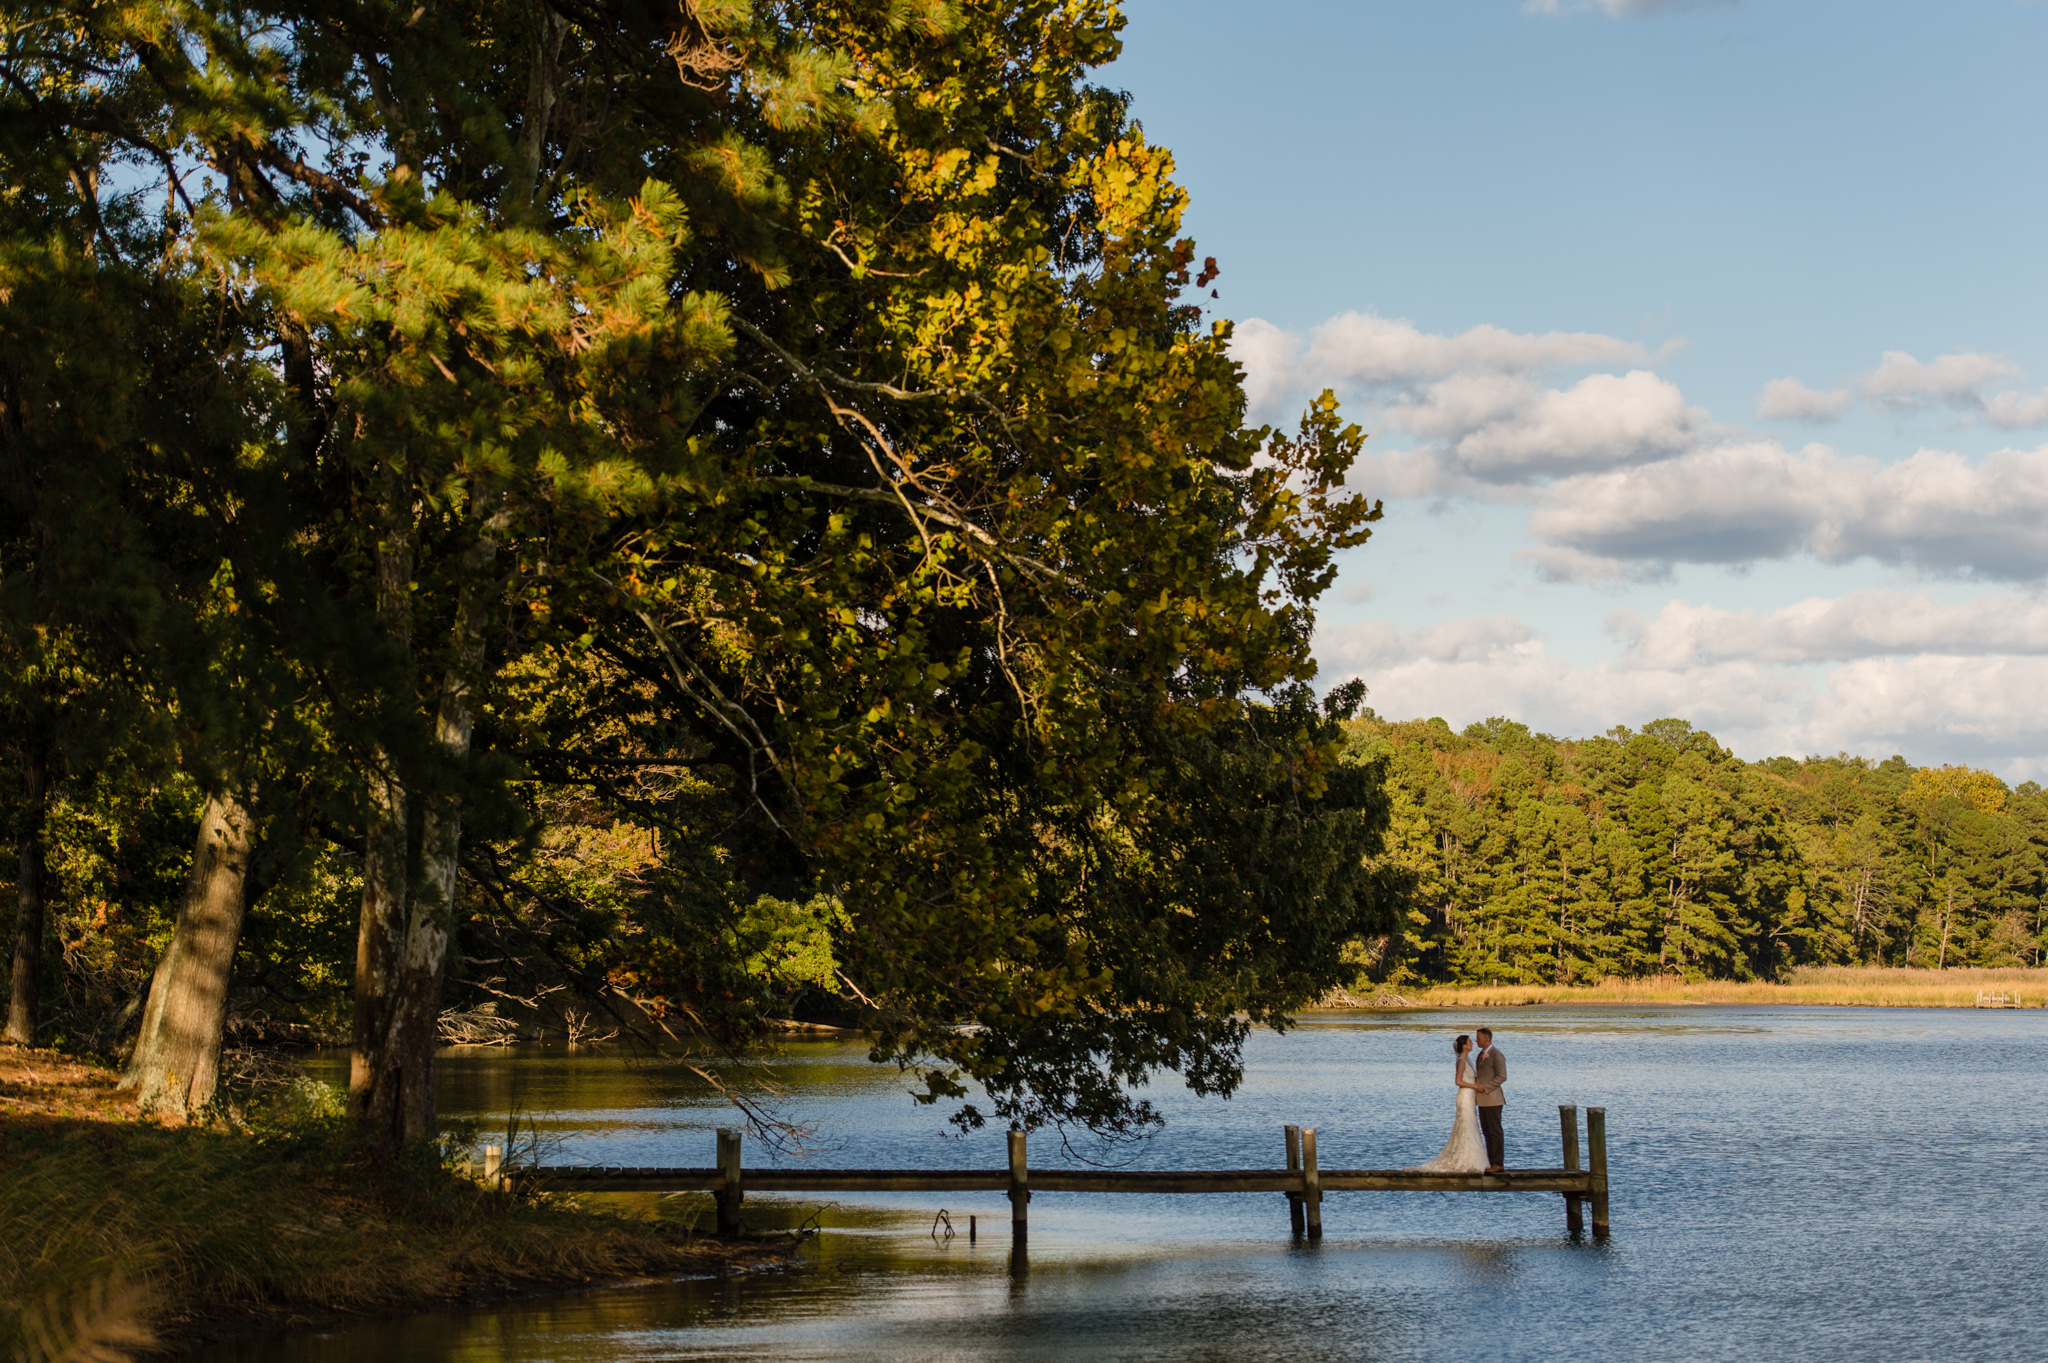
1323;966;2048;1010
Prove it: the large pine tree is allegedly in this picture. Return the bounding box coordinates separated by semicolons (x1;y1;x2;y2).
5;0;1400;1145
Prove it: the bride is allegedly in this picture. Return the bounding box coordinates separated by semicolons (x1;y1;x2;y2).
1409;1034;1488;1172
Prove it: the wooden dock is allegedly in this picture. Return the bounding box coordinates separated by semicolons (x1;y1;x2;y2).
509;1103;1611;1241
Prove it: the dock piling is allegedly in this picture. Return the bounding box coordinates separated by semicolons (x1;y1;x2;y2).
1008;1129;1030;1242
1586;1106;1609;1238
716;1127;743;1235
1558;1104;1583;1237
482;1144;504;1190
1300;1127;1323;1240
1284;1124;1305;1237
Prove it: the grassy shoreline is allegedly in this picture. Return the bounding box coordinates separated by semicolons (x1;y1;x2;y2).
0;1048;785;1357
1321;966;2048;1011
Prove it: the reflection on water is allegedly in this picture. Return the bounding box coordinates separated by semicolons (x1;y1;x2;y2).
204;1008;2048;1361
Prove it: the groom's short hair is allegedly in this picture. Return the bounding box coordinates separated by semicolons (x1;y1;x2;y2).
1476;1027;1492;1040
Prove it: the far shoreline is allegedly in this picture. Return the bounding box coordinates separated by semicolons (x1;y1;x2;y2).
1313;965;2048;1012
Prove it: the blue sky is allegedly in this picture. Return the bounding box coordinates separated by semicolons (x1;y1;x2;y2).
1112;0;2048;780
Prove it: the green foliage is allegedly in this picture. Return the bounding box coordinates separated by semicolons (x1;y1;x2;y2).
1351;717;2048;985
734;895;848;991
1;0;1396;1139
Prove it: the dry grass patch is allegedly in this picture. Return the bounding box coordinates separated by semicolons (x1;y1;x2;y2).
1324;966;2048;1010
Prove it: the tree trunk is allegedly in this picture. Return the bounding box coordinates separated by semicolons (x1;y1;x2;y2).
513;9;571;207
350;458;418;1148
381;690;475;1143
350;754;415;1144
5;744;48;1045
350;482;505;1150
1938;885;1954;970
118;791;256;1116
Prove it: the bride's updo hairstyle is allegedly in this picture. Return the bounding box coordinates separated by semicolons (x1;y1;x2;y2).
1454;1034;1471;1054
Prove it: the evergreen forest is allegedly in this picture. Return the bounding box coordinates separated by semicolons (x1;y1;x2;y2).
1347;715;2048;987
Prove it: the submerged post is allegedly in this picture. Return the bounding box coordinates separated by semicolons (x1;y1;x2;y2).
1300;1127;1323;1240
1586;1106;1609;1238
1284;1124;1305;1237
1559;1104;1584;1236
1008;1129;1030;1241
716;1127;743;1235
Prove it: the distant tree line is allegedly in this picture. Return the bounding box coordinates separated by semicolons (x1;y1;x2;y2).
1345;715;2048;986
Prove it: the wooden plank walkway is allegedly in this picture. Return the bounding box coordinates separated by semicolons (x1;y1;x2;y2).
508;1103;1612;1241
528;1165;1597;1196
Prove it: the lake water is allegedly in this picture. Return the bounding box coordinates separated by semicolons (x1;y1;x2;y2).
194;1007;2048;1361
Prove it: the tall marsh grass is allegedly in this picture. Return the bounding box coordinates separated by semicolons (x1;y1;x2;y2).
1354;966;2048;1010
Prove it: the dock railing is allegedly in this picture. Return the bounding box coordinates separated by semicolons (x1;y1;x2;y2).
516;1103;1611;1240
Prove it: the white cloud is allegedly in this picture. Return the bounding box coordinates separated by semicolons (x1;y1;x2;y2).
1247;313;2048;578
1986;388;2048;430
1526;440;2048;581
1435;369;1705;475
1231;317;1310;421
1276;309;2048;777
1232;311;1644;426
1608;591;2048;668
1755;348;2048;429
1318;608;2048;781
1347;369;1708;498
1524;439;1847;578
1319;616;1808;757
1862;348;2021;411
1315;616;1541;673
1297;312;1642;387
1801;655;2048;763
1237;312;1699;491
1757;377;1854;423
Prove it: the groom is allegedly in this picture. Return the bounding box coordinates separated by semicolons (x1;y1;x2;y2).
1473;1027;1507;1172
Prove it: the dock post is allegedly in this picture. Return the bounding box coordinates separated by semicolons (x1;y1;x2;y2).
1284;1124;1305;1237
716;1127;743;1235
1008;1128;1030;1242
1586;1106;1609;1239
1559;1104;1583;1237
482;1144;504;1191
1300;1127;1323;1240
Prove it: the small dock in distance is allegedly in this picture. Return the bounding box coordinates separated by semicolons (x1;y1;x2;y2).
510;1104;1612;1243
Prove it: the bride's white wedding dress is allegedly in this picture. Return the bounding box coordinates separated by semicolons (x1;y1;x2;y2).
1409;1056;1487;1172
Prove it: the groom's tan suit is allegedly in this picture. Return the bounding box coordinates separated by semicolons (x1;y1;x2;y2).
1474;1044;1507;1168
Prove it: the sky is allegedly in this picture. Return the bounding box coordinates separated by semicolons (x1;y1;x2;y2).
1109;0;2048;782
